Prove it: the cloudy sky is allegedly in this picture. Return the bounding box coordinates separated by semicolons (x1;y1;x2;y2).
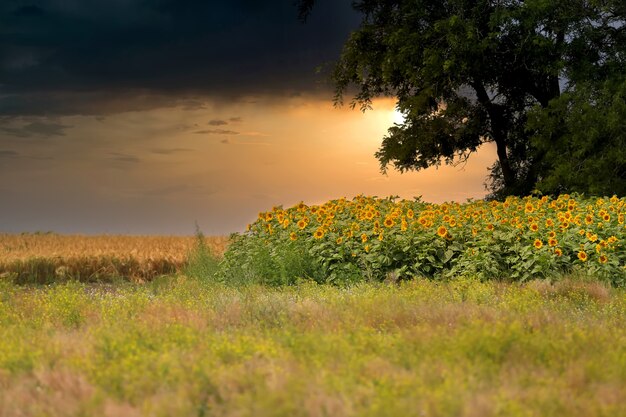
0;0;495;235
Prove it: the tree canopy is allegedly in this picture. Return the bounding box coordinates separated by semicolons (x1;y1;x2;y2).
299;0;626;197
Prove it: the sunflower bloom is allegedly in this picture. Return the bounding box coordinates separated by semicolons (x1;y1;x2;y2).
548;238;558;247
437;226;448;238
313;228;325;239
533;239;543;249
383;218;395;228
554;248;563;257
289;232;297;241
577;251;588;262
297;220;307;230
599;254;608;264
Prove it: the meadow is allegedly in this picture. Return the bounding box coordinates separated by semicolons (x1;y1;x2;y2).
1;194;625;416
1;277;626;417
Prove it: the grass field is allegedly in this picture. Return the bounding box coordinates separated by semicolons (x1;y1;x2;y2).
1;276;625;417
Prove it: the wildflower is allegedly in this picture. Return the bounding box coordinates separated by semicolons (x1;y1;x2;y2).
313;229;325;239
577;251;588;262
530;223;539;232
533;239;543;249
297;220;307;230
548;238;558;247
383;218;395;228
437;226;448;238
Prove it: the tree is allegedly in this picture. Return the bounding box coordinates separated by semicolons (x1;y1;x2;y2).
298;0;626;197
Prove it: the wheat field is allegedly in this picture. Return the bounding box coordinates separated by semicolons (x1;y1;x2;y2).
0;233;228;283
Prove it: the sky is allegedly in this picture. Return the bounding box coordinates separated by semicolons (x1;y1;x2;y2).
0;0;495;235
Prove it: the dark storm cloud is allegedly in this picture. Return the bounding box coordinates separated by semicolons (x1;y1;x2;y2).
150;147;192;155
0;0;360;116
194;129;239;135
108;152;141;163
0;150;19;158
0;121;71;137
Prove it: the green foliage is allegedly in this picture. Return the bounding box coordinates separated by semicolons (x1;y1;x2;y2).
528;76;626;196
300;0;626;197
183;226;221;283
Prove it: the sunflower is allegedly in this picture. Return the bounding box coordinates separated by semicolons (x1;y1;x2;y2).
486;223;495;232
548;238;558;247
336;237;343;244
584;214;594;225
548;231;557;239
297;220;307;230
406;209;414;219
554;248;563;257
437;226;448;238
599;254;608;264
383;218;395;228
533;239;543;249
313;228;325;239
361;234;368;243
289;232;297;241
577;251;588;262
525;203;534;213
545;218;555;227
530;223;539;232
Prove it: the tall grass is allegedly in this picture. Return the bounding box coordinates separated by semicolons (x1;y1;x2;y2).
1;277;625;417
183;227;221;282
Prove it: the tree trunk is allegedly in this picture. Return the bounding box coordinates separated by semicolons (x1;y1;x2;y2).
471;81;516;189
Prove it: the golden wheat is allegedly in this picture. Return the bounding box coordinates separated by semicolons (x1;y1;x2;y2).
0;233;228;283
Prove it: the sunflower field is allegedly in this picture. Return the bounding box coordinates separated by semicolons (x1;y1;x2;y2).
220;194;625;286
